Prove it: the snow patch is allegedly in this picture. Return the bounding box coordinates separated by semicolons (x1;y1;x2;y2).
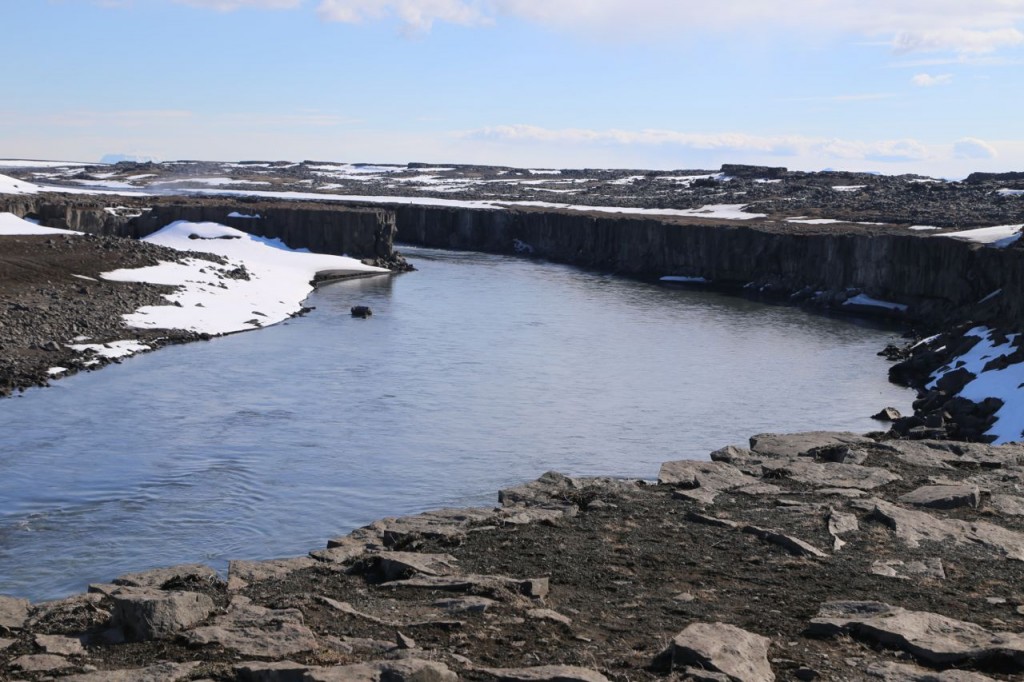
943;224;1024;247
0;213;78;236
102;220;388;336
842;294;908;313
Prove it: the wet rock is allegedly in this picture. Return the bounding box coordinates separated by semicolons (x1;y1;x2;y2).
660;622;774;682
228;556;319;590
113;563;219;589
870;559;946;580
899;484;981;509
185;600;318;657
749;432;873;459
741;525;828;558
62;662;203;681
873;407;902;421
307;658;458;682
10;653;74;672
0;594;30;630
806;601;1024;667
110;587;215;640
481;665;609;682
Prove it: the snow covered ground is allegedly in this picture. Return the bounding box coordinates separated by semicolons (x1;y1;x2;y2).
943;224;1023;247
927;327;1024;444
103;221;388;336
0;212;77;235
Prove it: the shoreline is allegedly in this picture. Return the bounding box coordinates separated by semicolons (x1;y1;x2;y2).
3;431;1024;680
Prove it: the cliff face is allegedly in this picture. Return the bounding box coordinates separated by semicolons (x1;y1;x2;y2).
389;204;1024;326
4;194;1022;326
0;196;401;266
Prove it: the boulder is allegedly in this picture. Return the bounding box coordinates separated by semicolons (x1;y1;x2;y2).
660;622;774;681
873;407;902;421
110;588;215;640
899;485;981;509
186;600;318;657
0;594;30;630
806;601;1024;667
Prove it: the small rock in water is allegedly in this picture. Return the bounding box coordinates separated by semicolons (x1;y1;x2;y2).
351;305;372;318
872;406;902;421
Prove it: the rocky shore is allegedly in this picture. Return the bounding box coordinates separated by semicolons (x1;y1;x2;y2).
3;431;1024;680
0;231;223;396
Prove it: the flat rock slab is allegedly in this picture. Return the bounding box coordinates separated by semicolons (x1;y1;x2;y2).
659;460;757;504
62;662;202;681
35;632;86;655
235;659;311;681
749;432;872;459
370;551;459;580
433;596;498;613
0;637;14;650
499;471;636;508
662;621;775;682
185;601;319;658
113;563;219;589
865;661;997;681
10;653;73;672
871;559;946;580
990;494;1024;516
306;658;458;682
228;556;319;590
858;498;1024;560
481;665;609;682
899;484;981;509
761;460;900;490
384;574;549;599
526;608;573;626
741;525;828;558
807;601;1024;668
110;588;215;641
828;508;859;550
0;595;30;630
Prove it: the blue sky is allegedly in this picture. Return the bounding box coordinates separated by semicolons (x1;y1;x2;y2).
3;0;1024;177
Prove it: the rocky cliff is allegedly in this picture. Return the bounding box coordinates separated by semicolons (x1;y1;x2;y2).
386;203;1023;327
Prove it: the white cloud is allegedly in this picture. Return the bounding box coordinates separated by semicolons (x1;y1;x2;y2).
317;0;487;30
954;137;999;159
461;125;936;163
308;0;1024;54
173;0;303;9
911;73;954;86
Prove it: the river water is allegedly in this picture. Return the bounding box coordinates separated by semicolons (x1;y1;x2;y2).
0;247;914;600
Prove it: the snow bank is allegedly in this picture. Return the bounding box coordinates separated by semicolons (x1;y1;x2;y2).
0;213;78;236
943;224;1024;247
0;173;42;195
102;221;388;336
928;327;1024;444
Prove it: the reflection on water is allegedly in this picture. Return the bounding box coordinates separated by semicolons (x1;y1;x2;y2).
0;247;913;600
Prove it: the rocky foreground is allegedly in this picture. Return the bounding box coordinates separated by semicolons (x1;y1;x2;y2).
4;432;1024;680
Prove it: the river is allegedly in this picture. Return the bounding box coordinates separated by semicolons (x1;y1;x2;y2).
0;247;914;600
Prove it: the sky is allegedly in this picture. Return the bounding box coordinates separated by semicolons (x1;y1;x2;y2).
2;1;1024;177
